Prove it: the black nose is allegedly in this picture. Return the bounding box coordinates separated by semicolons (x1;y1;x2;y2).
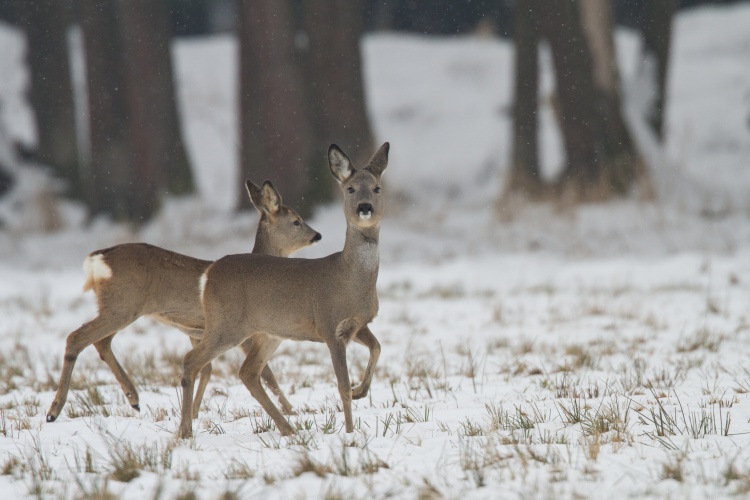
312;232;322;242
358;203;373;215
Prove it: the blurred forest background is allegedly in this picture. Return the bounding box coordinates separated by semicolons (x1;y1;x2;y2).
0;0;744;223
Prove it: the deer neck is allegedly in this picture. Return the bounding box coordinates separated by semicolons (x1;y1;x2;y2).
252;225;287;257
342;223;380;274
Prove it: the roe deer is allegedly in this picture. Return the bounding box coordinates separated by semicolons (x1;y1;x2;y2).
178;142;389;438
46;181;321;423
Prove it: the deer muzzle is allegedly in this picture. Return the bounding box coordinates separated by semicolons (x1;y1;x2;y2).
357;203;373;220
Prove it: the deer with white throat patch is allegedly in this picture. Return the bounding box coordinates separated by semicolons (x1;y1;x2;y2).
178;142;389;438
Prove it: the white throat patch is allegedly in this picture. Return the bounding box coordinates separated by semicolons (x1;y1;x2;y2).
357;241;379;270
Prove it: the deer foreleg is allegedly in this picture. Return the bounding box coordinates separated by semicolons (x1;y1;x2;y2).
351;326;380;400
329;319;360;433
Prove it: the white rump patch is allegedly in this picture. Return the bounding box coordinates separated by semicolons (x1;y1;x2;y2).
199;272;209;304
84;254;113;282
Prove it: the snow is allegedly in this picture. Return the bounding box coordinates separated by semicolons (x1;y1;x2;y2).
2;3;750;498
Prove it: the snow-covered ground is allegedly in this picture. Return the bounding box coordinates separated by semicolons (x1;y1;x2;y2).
1;4;750;498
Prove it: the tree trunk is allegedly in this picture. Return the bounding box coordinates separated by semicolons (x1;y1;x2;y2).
237;0;315;213
369;0;394;31
505;0;542;198
15;0;80;191
541;0;603;201
79;0;191;222
640;0;677;141
579;0;643;194
117;0;194;209
79;0;133;220
579;0;617;96
303;0;373;204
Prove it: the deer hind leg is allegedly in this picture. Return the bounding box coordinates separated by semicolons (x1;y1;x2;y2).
93;334;140;410
189;337;213;419
351;326;380;400
238;334;295;436
179;333;234;439
47;313;136;422
240;337;295;415
191;367;212;419
173;328;212;418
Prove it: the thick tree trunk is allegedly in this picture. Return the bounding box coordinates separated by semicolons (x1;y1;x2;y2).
79;0;133;220
118;0;194;216
541;0;603;201
640;0;677;141
237;0;314;213
303;0;373;204
579;0;618;95
369;0;395;31
505;0;542;198
121;0;194;197
580;0;643;194
80;0;191;222
15;0;80;191
540;0;645;201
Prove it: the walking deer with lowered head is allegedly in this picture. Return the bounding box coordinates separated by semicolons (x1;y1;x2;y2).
178;142;389;438
46;181;321;423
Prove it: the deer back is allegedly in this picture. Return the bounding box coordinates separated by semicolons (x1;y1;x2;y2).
90;243;211;331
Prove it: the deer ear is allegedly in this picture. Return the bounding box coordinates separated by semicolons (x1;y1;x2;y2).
328;144;353;184
260;180;282;215
245;180;264;213
365;142;389;178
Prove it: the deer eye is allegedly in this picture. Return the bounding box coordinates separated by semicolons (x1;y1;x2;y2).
373;186;381;194
293;220;301;226
347;187;355;194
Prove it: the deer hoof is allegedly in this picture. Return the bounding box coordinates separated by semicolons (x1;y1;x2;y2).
131;404;141;412
351;384;367;400
46;414;56;423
